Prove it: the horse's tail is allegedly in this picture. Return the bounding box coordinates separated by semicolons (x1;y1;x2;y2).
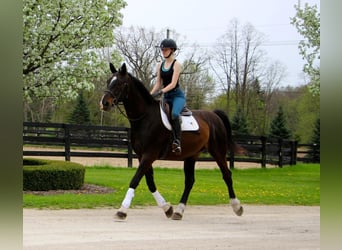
213;109;245;155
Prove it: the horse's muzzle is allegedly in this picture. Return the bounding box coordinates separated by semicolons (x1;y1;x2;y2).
100;97;113;111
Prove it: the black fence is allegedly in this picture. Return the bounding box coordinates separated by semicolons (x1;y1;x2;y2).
229;135;297;168
23;122;319;168
23;122;133;167
296;143;320;163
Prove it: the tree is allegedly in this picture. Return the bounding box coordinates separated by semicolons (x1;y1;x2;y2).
269;106;292;139
181;59;215;109
268;84;319;143
291;1;320;96
245;78;266;135
231;106;249;136
260;61;287;134
23;0;126;102
210;18;265;114
210;19;286;136
68;92;91;125
113;26;164;88
23;97;54;122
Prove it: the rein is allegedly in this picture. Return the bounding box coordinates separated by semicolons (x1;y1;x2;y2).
116;104;147;122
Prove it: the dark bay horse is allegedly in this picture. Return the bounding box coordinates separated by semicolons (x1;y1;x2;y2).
100;63;243;220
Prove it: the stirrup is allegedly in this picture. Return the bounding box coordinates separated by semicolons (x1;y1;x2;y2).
172;139;181;154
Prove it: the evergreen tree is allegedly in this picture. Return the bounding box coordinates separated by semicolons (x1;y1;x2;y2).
68;92;91;125
269;106;291;139
232;106;249;136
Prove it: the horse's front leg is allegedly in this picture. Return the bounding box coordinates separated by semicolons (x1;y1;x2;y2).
172;158;196;220
115;158;152;221
145;167;173;218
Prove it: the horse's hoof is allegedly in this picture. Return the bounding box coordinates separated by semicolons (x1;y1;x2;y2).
114;211;127;221
234;206;243;216
171;212;183;220
230;198;243;216
164;205;173;218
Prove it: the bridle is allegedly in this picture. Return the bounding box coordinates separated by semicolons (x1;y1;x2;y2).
104;78;146;122
104;76;128;105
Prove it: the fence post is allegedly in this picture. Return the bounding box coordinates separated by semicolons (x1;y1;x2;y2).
290;140;297;165
312;143;320;163
261;136;267;168
278;138;283;168
127;128;133;168
64;124;71;161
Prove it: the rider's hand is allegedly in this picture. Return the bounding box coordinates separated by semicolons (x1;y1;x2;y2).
152;90;163;98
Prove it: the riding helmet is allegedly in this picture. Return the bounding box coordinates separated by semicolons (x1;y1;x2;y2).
160;39;177;50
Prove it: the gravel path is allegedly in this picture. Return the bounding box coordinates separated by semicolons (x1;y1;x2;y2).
23;205;319;250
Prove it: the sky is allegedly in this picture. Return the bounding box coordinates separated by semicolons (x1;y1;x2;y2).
119;0;320;87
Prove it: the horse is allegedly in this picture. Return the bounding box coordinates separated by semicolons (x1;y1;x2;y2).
100;63;244;221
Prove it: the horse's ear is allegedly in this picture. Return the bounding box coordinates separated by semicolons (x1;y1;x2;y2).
119;63;127;75
109;63;117;74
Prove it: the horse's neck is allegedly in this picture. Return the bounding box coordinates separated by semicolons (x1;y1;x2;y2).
123;85;149;120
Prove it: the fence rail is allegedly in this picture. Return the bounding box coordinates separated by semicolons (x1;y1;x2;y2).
296;143;320;163
23;122;319;168
226;135;298;168
23;122;133;167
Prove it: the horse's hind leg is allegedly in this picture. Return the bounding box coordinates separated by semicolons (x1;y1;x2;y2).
211;152;243;216
172;158;196;220
145;167;173;218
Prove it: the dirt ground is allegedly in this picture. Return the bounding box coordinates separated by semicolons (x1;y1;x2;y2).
23;205;320;250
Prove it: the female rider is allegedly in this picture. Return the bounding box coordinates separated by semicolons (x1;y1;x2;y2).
150;38;185;154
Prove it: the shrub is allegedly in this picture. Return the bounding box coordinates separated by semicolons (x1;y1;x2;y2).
23;158;85;191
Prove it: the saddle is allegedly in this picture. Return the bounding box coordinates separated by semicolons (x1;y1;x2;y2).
160;100;199;131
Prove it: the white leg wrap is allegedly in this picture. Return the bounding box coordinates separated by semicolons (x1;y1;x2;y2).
175;203;186;215
230;198;241;212
121;188;135;209
152;190;167;207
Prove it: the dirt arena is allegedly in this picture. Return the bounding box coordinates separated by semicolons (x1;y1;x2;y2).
23;205;320;250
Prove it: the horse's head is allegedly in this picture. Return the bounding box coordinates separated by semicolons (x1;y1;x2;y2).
100;63;131;111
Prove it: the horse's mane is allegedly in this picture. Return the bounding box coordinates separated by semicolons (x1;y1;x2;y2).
129;73;158;105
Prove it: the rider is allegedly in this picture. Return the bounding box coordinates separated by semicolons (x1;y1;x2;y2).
151;38;185;154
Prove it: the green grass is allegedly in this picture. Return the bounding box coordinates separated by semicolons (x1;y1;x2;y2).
23;164;320;209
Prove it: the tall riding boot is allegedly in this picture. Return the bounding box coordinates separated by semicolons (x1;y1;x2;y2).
170;117;182;154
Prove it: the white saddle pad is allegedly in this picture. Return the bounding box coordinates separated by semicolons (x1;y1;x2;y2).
160;105;199;131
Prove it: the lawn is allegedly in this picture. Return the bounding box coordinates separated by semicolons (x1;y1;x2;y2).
23;164;320;209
